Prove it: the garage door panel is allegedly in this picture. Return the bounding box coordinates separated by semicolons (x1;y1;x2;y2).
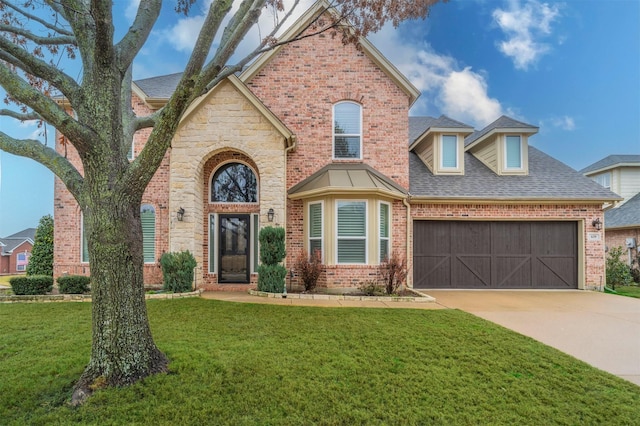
494;256;532;288
413;255;451;288
454;255;491;287
413;220;577;289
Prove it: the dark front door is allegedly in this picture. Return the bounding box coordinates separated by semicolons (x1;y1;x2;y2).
413;220;578;289
219;215;250;283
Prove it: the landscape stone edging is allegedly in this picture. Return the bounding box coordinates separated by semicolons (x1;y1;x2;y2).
0;290;202;304
248;289;436;303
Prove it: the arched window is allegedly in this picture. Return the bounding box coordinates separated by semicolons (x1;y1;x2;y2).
141;204;156;263
211;162;258;203
333;101;362;159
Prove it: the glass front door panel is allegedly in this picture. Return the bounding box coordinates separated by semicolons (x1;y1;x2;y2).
219;215;250;283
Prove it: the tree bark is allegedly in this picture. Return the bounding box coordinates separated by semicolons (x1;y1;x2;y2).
71;196;168;405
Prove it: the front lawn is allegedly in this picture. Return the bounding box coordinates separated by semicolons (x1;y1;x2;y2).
1;299;639;425
609;284;640;299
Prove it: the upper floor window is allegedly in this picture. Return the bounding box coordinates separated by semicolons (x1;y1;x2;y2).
593;172;611;189
505;135;522;169
333;102;362;159
211;162;258;203
441;135;458;168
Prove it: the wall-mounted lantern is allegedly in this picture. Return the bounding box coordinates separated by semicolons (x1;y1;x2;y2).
592;218;602;231
177;207;185;222
267;208;275;222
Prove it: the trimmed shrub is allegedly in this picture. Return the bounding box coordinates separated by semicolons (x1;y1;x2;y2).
257;226;286;293
256;264;287;293
9;275;53;295
358;280;385;296
160;251;197;293
294;249;324;292
26;214;54;276
57;275;90;294
606;246;633;290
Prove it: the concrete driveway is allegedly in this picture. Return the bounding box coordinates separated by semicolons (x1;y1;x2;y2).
427;290;640;386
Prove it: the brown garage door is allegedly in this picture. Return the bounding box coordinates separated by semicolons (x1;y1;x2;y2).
413;221;578;289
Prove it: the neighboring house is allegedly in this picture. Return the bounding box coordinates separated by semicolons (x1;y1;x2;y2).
581;155;640;264
53;0;619;291
0;228;35;275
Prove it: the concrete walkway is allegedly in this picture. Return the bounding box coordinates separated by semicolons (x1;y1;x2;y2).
202;289;640;386
427;290;640;386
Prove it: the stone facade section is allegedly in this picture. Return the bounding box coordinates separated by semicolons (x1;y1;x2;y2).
169;80;288;290
410;203;606;290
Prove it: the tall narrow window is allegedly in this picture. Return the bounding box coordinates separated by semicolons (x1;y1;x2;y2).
81;215;89;263
209;214;216;273
309;202;323;259
337;201;367;264
333;102;362;159
441;135;457;168
127;141;134;161
211;162;258;203
505;135;522;169
141;204;156;263
379;202;390;262
252;213;259;273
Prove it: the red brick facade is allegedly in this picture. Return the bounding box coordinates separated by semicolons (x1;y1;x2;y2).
0;240;32;275
606;228;640;266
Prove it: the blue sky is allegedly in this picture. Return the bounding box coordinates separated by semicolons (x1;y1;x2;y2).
1;0;639;236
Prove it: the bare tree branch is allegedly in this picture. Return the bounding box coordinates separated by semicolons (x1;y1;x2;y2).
0;131;83;198
0;108;42;121
0;24;76;45
114;0;162;73
0;0;74;36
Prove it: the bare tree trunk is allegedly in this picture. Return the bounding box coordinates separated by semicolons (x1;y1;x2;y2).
71;196;168;405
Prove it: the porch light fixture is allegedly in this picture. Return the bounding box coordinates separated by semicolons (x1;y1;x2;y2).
267;208;275;222
592;218;602;231
177;207;185;222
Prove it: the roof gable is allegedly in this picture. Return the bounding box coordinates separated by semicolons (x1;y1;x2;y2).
605;191;640;229
409;115;474;150
579;154;640;175
239;0;420;106
465;115;538;149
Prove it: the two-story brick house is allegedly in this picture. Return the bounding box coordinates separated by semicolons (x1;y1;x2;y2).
53;1;619;291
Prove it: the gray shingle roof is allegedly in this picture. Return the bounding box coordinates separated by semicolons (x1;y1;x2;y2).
465;115;538;147
579;155;640;175
605;192;640;228
0;228;35;255
134;73;183;98
409;147;621;201
409;115;473;144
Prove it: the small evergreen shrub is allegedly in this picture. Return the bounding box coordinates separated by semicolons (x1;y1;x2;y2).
57;275;90;294
26;214;54;276
294;249;324;292
256;264;287;293
358;280;385;296
380;251;407;295
160;251;197;293
257;226;286;292
605;246;633;290
9;275;53;295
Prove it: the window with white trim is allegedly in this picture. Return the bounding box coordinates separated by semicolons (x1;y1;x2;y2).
593;172;611;189
81;216;89;263
141;204;156;263
127;141;134;161
337;201;367;264
333;102;362;159
505;135;522;169
379;202;390;262
441;135;458;168
308;202;323;259
16;252;27;271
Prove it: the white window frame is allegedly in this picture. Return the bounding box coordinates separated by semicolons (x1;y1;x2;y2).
127;140;134;161
378;201;391;263
81;214;89;263
209;213;259;274
251;213;259;273
593;172;611;189
504;135;523;170
440;134;458;169
141;204;156;264
308;201;324;261
335;200;368;265
332;101;363;160
210;160;260;204
209;214;217;273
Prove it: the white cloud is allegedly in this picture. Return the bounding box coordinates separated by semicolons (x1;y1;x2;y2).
370;28;504;128
125;0;140;22
493;0;561;70
549;115;576;130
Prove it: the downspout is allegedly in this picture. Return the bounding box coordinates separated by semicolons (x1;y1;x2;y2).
403;193;412;288
283;136;298;283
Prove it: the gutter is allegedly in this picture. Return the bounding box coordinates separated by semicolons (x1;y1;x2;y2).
283;135;298;271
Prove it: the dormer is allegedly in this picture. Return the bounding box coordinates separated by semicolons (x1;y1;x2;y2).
465;116;538;176
409;115;474;175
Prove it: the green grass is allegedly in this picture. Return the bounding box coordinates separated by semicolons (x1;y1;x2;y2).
0;274;21;285
607;284;640;298
1;299;639;425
